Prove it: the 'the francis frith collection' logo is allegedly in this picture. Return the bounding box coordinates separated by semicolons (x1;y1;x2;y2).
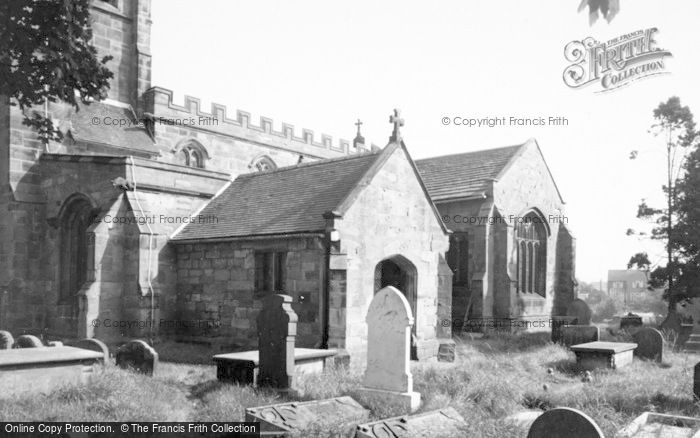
563;28;672;92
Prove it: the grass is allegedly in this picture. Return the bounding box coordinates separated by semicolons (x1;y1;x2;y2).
1;333;699;437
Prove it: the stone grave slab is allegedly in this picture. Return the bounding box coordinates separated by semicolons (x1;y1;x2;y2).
74;338;110;361
561;325;600;347
356;286;421;412
213;348;338;386
115;340;158;376
245;396;368;437
632;328;663;362
527;407;604;438
356;407;466;438
615;412;700;438
567;299;593;325
0;346;104;395
570;341;637;370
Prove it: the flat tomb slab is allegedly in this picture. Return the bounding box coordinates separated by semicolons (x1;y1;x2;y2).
0;346;104;395
213;348;337;385
615;412;700;438
356;407;467;438
570;342;637;370
245;396;369;436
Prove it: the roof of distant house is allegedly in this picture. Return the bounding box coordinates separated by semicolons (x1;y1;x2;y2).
608;269;648;283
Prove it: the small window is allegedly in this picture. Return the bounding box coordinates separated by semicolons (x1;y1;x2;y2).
182;145;204;168
251;156;277;172
254;251;286;296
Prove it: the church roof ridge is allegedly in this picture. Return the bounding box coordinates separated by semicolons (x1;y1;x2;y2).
237;150;382;179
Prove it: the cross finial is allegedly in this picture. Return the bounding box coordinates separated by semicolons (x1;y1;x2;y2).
389;108;404;142
355;118;363;135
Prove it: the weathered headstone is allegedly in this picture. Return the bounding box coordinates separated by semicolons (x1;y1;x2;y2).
356;286;421;412
694;362;700;401
437;338;456;362
0;331;14;349
75;338;110;360
115;340;158;376
246;396;369;437
561;326;599;347
48;341;63;347
356;408;467;438
527;407;604;438
257;293;297;389
616;412;700;438
551;316;577;343
566;299;592;325
620;313;643;331
14;334;43;348
631;327;663;362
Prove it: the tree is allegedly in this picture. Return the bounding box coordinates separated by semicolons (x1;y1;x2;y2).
0;0;112;144
578;0;620;25
629;97;698;319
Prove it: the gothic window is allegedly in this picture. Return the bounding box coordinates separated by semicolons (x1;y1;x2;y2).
254;251;286;296
446;233;469;287
182;145;204;168
251;156;277;172
515;212;547;297
59;197;96;304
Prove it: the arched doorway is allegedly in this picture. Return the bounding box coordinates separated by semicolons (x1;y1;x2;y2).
58;194;97;336
374;255;418;359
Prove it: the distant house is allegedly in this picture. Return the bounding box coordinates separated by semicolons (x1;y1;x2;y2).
607;270;648;300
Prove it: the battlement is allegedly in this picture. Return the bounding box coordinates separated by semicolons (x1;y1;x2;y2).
143;87;353;157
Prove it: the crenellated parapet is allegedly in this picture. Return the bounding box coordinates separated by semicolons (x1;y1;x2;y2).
143;87;352;159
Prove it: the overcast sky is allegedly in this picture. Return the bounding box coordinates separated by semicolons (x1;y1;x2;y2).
151;0;700;285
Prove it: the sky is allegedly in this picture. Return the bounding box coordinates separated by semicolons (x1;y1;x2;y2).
150;0;700;285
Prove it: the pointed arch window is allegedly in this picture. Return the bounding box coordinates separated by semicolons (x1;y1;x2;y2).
174;139;208;169
59;196;97;304
515;212;547;297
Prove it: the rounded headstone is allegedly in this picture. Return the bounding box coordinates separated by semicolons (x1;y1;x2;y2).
115;340;158;376
48;341;63;347
527;407;604;438
566;299;592;325
74;338;110;360
13;334;43;348
632;327;663;362
0;331;14;349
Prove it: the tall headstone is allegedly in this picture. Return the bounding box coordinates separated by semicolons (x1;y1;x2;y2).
694;362;700;401
356;286;421;412
566;299;592;325
527;407;604;438
14;334;43;348
632;328;663;362
115;340;158;376
0;331;14;349
257;294;297;389
561;326;599;347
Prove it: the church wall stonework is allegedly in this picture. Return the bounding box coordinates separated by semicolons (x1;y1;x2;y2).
335;146;450;369
173;237;325;351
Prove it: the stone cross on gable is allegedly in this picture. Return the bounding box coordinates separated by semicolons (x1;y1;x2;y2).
355;118;363;134
389;109;404;142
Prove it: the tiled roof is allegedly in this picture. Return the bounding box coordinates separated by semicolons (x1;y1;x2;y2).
172;152;383;240
68;101;158;155
415;144;524;201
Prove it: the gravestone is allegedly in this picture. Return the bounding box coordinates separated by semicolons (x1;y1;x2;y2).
437;338;456;362
566;299;592;325
551;316;577;343
631;328;663;362
356;408;466;438
694;362;700;401
561;326;599;347
245;396;369;437
115;340;158;376
257;293;297;389
48;341;63;347
616;412;700;437
75;338;110;360
527;407;604;438
0;331;14;349
14;334;43;348
571;341;637;370
620;313;643;331
356;286;421;412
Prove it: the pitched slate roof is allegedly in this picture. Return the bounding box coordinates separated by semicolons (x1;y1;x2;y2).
172;151;384;241
67;101;158;155
415;144;524;201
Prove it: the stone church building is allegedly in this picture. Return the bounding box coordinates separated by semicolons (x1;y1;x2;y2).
0;0;575;364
